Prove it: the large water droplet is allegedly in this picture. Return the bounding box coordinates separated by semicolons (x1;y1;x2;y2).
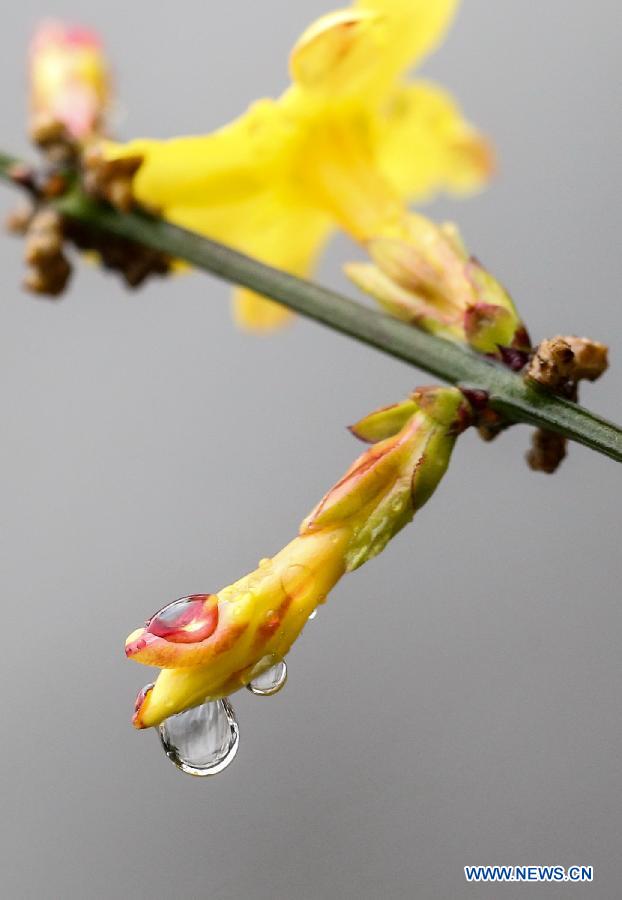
147;594;218;644
158;698;239;777
308;609;318;621
247;659;288;696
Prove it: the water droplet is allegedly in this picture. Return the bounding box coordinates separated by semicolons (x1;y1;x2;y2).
147;594;218;644
247;659;288;697
308;609;318;621
158;698;240;777
258;557;272;569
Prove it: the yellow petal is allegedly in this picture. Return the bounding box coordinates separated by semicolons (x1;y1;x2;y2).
229;205;333;331
290;8;387;97
233;290;292;331
164;195;332;331
356;0;459;82
105;104;332;331
170;198;331;331
377;80;494;202
290;0;459;99
104;99;295;210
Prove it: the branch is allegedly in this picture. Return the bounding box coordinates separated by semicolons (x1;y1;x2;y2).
1;150;621;464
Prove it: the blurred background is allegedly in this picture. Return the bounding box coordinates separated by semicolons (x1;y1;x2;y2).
0;2;620;898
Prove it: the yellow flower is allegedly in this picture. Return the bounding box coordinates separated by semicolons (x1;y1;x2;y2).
30;21;110;141
106;0;491;330
127;386;471;728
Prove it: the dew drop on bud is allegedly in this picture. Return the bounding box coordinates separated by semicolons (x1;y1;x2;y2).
247;659;288;696
158;698;240;777
146;594;218;644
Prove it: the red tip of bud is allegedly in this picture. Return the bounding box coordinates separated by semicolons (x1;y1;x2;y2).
31;21;102;53
132;683;154;729
125;630;158;658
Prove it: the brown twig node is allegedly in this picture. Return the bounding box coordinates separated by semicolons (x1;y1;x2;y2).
525;335;609;473
29;114;79;166
4;139;171;296
23;208;71;296
527;335;608;391
65;218;171;288
82;148;144;212
526;336;576;391
526;429;568;474
560;336;609;382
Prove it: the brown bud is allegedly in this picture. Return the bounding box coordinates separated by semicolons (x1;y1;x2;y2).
526;429;567;474
82;148;143;212
524;335;608;473
30;114;67;147
476;410;509;442
24;209;64;260
29;113;78;165
526;337;575;390
23;254;71;296
23;208;71;297
562;336;608;383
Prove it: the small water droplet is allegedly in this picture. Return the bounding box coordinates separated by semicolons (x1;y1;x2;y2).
308;609;318;621
258;557;272;569
158;698;240;777
247;659;288;696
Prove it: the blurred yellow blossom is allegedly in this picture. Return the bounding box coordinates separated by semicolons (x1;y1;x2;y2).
105;0;491;330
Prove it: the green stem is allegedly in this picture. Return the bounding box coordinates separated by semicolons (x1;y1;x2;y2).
1;152;621;463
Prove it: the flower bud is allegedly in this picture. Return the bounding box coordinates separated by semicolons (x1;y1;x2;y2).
126;387;471;728
29;21;110;143
304;386;470;570
346;213;530;357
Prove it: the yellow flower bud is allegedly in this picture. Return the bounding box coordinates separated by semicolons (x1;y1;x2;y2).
127;387;471;728
346;213;530;357
30;21;110;142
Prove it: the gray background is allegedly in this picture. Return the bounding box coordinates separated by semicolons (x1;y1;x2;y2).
0;2;620;898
